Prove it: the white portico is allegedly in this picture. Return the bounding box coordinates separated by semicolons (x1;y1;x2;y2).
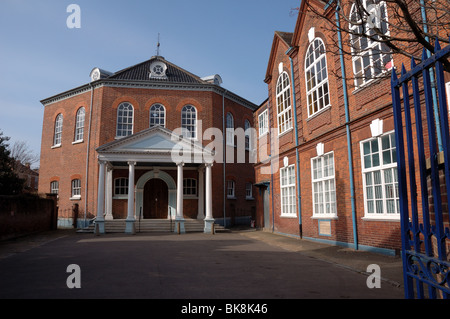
94;126;215;234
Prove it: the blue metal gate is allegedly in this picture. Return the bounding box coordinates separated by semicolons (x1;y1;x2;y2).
391;38;450;299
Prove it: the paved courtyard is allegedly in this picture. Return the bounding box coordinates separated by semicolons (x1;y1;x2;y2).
0;229;405;302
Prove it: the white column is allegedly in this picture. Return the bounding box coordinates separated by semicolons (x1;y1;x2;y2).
127;162;136;220
96;160;106;234
197;166;205;219
105;164;113;220
96;160;106;221
204;163;214;233
205;163;213;220
176;162;184;219
125;161;136;234
175;162;185;233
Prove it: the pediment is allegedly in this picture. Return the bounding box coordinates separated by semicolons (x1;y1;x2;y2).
96;126;214;158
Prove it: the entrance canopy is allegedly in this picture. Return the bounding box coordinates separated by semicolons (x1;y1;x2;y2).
96;126;215;165
94;126;215;234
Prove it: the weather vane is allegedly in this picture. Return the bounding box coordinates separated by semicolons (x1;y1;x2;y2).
156;33;161;57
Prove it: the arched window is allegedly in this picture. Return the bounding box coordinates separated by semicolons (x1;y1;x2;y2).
276;72;292;135
226;112;234;146
350;0;392;87
181;105;197;139
53;114;63;146
305;38;330;117
244;119;252;150
74;107;85;142
149;104;165;128
116;102;134;138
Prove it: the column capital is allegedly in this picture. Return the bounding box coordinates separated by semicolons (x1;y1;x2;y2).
205;162;213;168
176;162;185;167
127;161;137;166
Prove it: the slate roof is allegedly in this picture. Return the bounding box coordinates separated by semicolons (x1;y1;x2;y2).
106;56;207;84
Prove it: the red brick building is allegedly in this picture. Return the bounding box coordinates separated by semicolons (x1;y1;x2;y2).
253;0;419;255
39;55;257;233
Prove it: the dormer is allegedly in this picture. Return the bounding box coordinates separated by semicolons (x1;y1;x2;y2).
201;74;222;86
149;59;168;79
90;67;112;82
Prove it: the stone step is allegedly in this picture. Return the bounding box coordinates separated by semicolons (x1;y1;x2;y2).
77;219;228;234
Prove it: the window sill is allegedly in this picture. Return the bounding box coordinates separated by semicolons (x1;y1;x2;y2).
72;140;84;145
280;214;297;218
184;196;198;199
278;127;293;138
311;216;338;220
307;104;331;121
258;132;269;139
113;195;128;200
246;197;254;201
70;196;81;201
361;216;400;222
227;196;237;200
51;144;61;149
352;68;393;95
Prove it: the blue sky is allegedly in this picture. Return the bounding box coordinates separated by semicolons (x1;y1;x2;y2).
0;0;299;167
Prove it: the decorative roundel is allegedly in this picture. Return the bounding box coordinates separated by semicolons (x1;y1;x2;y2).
149;61;167;78
91;69;100;81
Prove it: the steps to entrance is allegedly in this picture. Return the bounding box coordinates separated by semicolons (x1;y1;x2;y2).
76;219;228;234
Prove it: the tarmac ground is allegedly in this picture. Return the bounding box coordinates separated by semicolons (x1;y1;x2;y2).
0;227;406;304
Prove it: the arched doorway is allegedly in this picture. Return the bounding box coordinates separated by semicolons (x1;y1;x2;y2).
135;170;177;220
143;178;168;218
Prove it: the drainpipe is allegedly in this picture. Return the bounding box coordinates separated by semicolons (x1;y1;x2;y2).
267;100;275;233
286;50;303;238
84;82;94;227
222;89;228;228
420;0;442;151
335;1;358;250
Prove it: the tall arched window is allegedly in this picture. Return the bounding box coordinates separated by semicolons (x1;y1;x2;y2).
305;38;330;117
53;114;63;146
350;0;392;88
116;102;134;138
181;105;197;139
226;112;234;146
276;72;292;135
244;119;251;150
74;107;85;142
149;104;165;128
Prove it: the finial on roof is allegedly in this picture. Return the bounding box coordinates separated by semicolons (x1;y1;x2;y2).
156;33;161;57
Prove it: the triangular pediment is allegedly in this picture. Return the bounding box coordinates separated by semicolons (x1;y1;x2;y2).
96;126;214;163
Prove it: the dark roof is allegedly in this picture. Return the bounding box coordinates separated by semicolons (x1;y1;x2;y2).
275;31;294;47
107;56;207;84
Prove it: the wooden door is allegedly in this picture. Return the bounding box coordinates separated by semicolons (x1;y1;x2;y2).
143;179;168;219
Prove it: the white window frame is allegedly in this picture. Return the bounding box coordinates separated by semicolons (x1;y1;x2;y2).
50;181;59;195
53;114;63;147
114;178;129;197
183;178;197;197
245;182;253;199
349;0;393;89
311;152;337;218
116;102;134;138
360;131;399;220
244;119;252;151
258;109;268;137
71;179;81;199
280;164;296;217
181;105;197;140
276;72;293;135
74;107;85;143
305;38;330;117
226;112;234;146
227;180;235;199
149;104;166;128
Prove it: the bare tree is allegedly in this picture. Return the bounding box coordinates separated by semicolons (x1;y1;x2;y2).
297;0;450;86
10;140;40;172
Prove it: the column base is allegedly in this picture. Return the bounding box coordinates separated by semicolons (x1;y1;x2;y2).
125;219;136;234
174;219;186;234
204;218;215;234
105;213;114;221
95;220;105;235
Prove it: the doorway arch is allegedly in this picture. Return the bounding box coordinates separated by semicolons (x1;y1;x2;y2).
135;170;177;219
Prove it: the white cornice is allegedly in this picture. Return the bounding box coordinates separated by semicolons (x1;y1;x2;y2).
40;80;257;111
